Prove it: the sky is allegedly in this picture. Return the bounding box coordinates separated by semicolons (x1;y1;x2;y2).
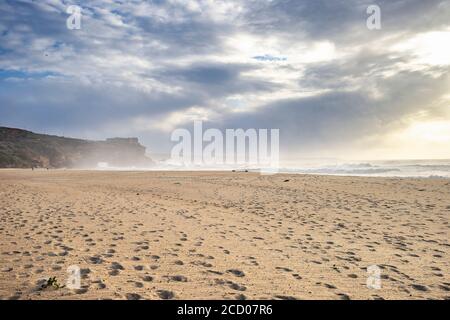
0;0;449;161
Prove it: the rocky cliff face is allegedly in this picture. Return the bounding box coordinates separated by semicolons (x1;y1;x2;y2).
0;127;153;168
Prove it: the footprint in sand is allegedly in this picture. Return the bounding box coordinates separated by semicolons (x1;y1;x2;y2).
95;282;106;289
75;287;88;294
111;262;124;270
336;293;351;300
126;293;141;300
274;295;297;300
227;269;245;277
80;268;91;279
324;283;337;289
108;270;119;276
275;267;292;272
88;256;103;264
227;281;246;291
142;275;154;282
411;284;428;292
157;290;175;300
170;275;188;282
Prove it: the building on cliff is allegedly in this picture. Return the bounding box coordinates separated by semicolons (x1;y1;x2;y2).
0;127;153;168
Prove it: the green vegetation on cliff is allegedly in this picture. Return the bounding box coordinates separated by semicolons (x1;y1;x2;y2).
0;127;153;168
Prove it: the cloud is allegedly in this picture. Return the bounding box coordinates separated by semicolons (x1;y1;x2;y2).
212;68;450;157
0;0;449;158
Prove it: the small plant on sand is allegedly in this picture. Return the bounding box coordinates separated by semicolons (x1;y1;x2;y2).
41;276;66;290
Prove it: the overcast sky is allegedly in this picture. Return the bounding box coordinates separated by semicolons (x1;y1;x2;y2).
0;0;449;160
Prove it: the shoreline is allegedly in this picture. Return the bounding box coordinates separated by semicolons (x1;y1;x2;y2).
1;167;449;180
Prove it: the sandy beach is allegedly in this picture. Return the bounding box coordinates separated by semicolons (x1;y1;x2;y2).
0;170;448;300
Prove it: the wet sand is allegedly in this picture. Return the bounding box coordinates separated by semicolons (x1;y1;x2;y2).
0;169;448;300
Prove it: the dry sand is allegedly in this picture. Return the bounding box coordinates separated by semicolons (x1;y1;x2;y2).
0;169;448;300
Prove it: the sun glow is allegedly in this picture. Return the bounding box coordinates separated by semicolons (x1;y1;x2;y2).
375;120;450;159
403;121;450;143
392;30;450;66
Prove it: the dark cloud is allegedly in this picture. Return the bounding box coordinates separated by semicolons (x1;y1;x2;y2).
211;69;450;155
153;62;279;98
241;0;449;44
0;77;200;133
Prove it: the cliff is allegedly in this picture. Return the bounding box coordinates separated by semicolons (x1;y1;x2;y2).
0;127;153;168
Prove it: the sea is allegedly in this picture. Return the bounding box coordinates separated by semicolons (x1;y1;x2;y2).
276;159;450;178
94;159;450;178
